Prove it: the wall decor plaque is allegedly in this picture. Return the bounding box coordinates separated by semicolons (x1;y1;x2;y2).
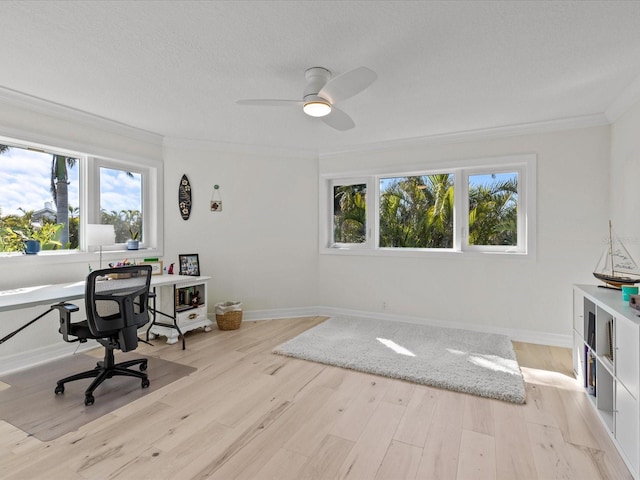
178;174;192;220
210;184;222;212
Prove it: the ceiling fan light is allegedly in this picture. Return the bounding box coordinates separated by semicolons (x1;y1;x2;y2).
303;100;332;117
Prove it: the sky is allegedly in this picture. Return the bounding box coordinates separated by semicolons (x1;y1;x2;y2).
379;172;517;191
100;167;142;214
0;146;140;217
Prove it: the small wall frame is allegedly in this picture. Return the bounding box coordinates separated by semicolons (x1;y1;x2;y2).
142;261;163;275
179;254;200;276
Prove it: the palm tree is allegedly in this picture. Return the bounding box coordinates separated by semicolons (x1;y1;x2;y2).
379;174;454;248
333;184;367;243
422;174;454;248
380;176;429;247
468;178;518;246
68;205;80;249
1;144;77;248
51;155;78;247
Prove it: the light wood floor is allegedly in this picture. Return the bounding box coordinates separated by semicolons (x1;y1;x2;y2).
0;316;633;480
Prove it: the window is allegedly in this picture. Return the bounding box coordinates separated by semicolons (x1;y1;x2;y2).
332;179;368;246
320;154;535;256
379;174;454;249
99;166;143;243
466;171;519;249
0;143;80;252
0;136;162;257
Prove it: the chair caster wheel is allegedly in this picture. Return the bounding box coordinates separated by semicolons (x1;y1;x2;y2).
140;362;147;371
54;384;64;395
84;394;95;406
141;378;150;389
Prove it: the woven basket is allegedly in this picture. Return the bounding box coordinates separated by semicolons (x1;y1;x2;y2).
215;310;242;330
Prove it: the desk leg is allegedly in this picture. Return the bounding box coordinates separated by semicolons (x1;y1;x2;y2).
145;287;158;342
146;285;186;350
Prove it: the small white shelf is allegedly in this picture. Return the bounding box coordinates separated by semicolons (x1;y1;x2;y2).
574;285;640;478
147;276;212;347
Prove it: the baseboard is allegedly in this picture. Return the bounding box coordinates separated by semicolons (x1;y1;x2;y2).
0;340;98;377
240;306;573;348
241;306;322;321
2;306;571;376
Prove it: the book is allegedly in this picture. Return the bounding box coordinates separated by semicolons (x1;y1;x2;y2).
587;311;596;349
584;345;589;388
587;351;596;396
606;320;614;362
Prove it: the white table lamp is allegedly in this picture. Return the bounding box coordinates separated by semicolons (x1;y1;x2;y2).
86;224;115;269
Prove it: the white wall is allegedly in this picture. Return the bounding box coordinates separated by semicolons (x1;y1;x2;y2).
162;142;319;314
318;126;611;342
610;99;640;260
0;96;618;370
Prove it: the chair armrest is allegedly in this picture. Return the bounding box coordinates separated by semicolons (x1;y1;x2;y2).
52;302;80;343
52;302;80;313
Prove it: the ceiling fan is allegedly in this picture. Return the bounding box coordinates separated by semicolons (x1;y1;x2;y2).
236;66;377;131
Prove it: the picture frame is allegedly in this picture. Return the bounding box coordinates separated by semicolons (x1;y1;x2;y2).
142;260;163;276
179;254;200;276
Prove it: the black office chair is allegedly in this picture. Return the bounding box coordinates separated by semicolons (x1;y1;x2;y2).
52;265;153;406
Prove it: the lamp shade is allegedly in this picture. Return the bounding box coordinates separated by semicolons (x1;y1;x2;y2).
86;224;115;250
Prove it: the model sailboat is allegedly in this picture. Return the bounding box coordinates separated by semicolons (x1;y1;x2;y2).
593;221;640;289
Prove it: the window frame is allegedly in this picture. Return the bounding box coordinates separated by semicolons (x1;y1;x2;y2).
328;177;372;249
461;166;525;253
86;157;154;250
0;134;163;264
320;154;536;258
376;169;457;252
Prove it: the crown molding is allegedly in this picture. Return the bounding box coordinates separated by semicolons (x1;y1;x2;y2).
0;83;622;160
164;113;609;160
605;73;640;123
0;86;162;147
319;113;609;158
163;136;318;159
164;112;609;159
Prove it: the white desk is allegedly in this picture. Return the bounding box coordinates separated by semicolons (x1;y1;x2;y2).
0;275;212;347
146;275;213;348
0;282;86;312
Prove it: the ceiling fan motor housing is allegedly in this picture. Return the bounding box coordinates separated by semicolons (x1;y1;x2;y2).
303;67;331;101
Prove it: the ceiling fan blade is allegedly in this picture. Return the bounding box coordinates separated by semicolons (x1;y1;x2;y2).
319;67;377;104
321;106;355;131
236;99;302;107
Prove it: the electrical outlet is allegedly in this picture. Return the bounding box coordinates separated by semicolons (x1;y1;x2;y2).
382;301;388;311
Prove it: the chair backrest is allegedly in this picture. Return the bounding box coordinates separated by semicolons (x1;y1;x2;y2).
85;265;153;352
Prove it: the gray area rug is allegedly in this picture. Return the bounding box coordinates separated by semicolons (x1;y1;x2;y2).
274;316;525;404
0;353;196;441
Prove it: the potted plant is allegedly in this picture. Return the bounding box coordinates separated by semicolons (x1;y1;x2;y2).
119;209;142;250
127;226;140;250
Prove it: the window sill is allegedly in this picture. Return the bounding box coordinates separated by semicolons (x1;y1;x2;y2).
0;247;164;266
320;246;533;260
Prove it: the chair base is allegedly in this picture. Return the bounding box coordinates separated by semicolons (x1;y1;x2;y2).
55;348;150;406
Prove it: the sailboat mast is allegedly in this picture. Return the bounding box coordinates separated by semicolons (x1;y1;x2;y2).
609;219;615;276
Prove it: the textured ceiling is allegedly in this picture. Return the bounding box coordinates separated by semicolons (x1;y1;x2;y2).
2;1;640;154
